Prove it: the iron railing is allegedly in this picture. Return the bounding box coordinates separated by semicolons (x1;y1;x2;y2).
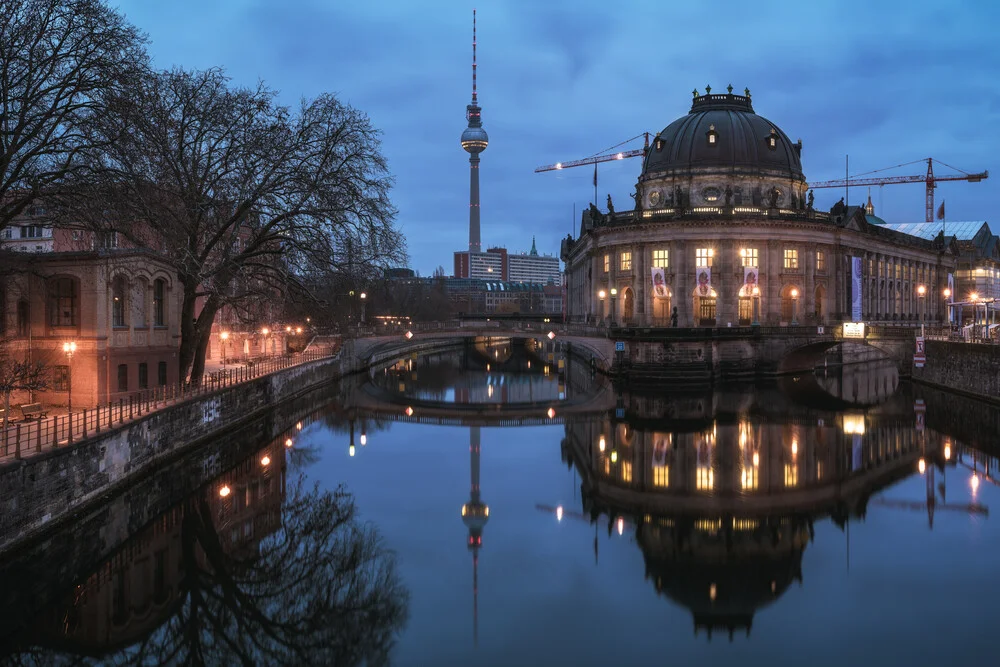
1;349;336;464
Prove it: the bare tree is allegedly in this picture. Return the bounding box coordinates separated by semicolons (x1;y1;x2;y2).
62;67;404;382
0;337;48;431
0;0;147;234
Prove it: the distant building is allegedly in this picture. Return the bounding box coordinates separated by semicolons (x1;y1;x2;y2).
454;247;505;280
507;237;561;285
384;267;416;279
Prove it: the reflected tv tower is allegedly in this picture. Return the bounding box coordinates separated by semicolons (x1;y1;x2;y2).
460;9;488;252
461;426;488;645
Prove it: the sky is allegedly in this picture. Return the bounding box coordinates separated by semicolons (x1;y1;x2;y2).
114;0;1000;276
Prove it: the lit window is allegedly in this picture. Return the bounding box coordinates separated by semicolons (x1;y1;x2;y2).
653;465;669;488
696;248;714;268
783;248;799;270
706;125;718;146
696;467;714;491
767;131;777;150
621;461;632;483
603;254;610;273
620;251;632;271
816;461;824;481
784;463;798;487
652;249;669;269
739;247;758;267
816;250;825;272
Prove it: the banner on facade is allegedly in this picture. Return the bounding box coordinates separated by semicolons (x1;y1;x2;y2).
696;266;713;296
743;266;759;293
652;434;670;466
851;256;863;322
650;267;669;299
947;272;955;323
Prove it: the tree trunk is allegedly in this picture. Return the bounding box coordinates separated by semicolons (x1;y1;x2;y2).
2;391;10;434
178;280;200;383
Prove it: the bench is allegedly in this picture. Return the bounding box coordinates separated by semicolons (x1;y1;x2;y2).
19;403;48;420
0;407;13;425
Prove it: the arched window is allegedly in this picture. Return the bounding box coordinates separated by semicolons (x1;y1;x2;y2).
133;278;148;328
112;276;127;328
47;277;78;327
153;278;166;326
17;300;29;337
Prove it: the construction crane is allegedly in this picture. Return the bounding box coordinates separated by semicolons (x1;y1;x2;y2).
809;158;988;223
535;133;650;206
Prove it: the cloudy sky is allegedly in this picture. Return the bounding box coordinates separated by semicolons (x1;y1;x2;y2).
116;0;999;275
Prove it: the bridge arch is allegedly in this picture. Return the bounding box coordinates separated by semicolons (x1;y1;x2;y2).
777;340;899;375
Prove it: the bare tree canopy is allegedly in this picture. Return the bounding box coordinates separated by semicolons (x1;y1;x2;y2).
62;67;405;382
0;0;147;231
0;337;48;431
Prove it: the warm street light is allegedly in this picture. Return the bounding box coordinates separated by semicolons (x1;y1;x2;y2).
360;292;367;325
261;327;270;358
917;284;927;336
790;288;799;325
918;458;926;474
295;327;302;334
220;331;229;369
219;485;231;498
598;289;606;299
286;325;292;333
751;285;761;326
261;455;271;466
610;288;618;326
62;341;76;417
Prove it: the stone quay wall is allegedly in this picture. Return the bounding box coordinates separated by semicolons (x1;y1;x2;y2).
911;340;1000;404
0;356;341;555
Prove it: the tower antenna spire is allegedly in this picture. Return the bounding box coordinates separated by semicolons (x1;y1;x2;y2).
472;8;477;104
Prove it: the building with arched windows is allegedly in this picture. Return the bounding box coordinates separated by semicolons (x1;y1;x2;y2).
561;88;958;328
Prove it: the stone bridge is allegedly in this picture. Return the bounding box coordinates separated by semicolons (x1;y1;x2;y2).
338;322;917;383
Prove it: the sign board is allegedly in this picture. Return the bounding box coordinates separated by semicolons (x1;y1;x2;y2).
914;337;926;368
817;326;825;335
843;322;865;339
615;408;625;419
615;341;625;352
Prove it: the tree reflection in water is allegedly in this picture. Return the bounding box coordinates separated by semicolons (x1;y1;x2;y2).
6;479;408;667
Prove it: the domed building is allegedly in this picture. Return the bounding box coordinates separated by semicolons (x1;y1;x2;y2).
561;87;957;327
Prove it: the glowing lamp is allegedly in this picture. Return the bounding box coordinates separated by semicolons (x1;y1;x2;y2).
260;455;271;466
918;458;926;474
219;485;231;498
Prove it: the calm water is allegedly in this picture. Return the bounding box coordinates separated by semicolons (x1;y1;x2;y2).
2;341;1000;666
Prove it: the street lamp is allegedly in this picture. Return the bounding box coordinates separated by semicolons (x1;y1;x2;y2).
970;293;980;340
751;285;761;326
790;288;799;325
62;341;76;417
261;327;270;358
916;284;926;336
610;287;618;326
360;292;367;325
220;331;229;368
943;287;952;327
598;289;607;321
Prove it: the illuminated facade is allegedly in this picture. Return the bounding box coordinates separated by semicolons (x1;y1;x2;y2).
561;89;957;327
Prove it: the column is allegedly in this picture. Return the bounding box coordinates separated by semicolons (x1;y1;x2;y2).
804;242;815;323
675;240;689;326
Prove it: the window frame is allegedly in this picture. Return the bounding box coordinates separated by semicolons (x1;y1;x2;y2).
620;251;632;272
652;249;669;269
783;248;799;270
153;279;166;327
47;277;78;328
739;247;759;267
695;248;714;268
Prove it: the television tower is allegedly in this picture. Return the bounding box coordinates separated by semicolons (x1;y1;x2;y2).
460;9;488;253
461;426;488;645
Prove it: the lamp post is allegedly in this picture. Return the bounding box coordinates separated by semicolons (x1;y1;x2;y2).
261;327;270;358
752;286;761;326
598;289;606;322
360;292;367;325
970;293;980;341
62;341;76;417
916;284;926;337
610;288;618;326
790;288;799;325
220;331;229;369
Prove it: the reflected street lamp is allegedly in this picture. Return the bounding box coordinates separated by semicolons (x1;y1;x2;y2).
62;341;76;417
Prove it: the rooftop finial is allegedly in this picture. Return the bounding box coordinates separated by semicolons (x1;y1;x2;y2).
727;83;733;94
745;87;751;97
705;84;712;94
472;9;477;104
692;88;698;98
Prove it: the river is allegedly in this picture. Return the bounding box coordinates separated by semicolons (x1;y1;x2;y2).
1;340;998;666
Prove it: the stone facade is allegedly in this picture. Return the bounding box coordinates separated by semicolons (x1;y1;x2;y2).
561;91;957;329
912;340;1000;403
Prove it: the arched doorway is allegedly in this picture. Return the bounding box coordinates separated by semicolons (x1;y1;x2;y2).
780;284;800;324
652;287;673;325
738;283;760;326
814;285;826;322
621;287;635;324
692;285;718;326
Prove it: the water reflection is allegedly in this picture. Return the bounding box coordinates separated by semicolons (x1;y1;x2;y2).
0;414;408;665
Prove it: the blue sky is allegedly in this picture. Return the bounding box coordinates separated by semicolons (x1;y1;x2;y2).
115;0;1000;276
